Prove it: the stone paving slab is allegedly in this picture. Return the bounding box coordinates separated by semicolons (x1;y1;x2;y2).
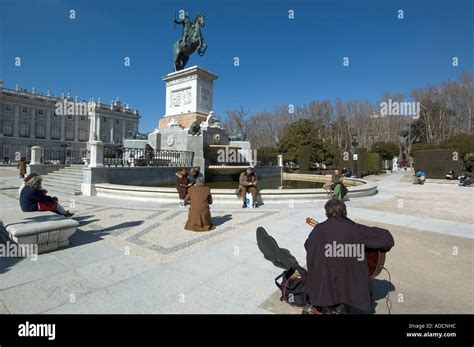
1;168;473;314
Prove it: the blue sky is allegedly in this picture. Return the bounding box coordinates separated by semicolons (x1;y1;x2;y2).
1;0;472;132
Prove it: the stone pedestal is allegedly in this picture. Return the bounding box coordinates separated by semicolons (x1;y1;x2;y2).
158;66;217;130
89;141;104;168
148;131;161;150
30;146;42;165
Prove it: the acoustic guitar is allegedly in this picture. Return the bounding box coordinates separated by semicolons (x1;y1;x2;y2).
305;217;385;278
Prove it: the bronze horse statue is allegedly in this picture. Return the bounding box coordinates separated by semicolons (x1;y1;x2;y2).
173;12;208;71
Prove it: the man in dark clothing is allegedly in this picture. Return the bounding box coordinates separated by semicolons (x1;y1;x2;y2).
304;199;394;313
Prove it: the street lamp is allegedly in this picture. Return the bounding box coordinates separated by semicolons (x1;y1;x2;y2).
351;134;359;178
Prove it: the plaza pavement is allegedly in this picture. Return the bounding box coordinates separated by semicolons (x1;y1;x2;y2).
0;167;472;314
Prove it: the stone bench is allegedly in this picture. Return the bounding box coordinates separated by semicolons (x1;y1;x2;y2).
0;210;79;254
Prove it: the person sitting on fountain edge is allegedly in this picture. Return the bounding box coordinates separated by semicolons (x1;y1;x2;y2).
176;167;190;207
188;167;204;186
238;166;258;208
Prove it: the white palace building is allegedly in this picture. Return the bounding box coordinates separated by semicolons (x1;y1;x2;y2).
0;81;140;162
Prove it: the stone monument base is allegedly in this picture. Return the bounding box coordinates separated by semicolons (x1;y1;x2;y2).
158;112;208;130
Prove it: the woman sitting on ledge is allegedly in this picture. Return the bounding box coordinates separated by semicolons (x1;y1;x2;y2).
19;176;74;217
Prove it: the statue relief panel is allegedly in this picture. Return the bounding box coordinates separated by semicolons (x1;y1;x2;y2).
171;88;192;108
200;88;210;108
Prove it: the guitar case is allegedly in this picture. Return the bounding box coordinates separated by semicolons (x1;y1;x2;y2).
256;227;308;307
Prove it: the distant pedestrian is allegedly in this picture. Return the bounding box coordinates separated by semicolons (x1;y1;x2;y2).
17;157;27;179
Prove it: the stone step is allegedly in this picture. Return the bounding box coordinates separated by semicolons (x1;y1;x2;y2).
45;186;82;196
43;182;81;192
57;169;83;174
42;176;82;185
43;173;82;180
42;181;83;190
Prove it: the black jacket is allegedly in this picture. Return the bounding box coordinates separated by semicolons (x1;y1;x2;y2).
304;217;394;310
19;186;54;212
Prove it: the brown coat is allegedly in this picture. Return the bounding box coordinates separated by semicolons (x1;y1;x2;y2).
17;160;27;175
175;172;189;199
304;217;394;311
184;185;214;232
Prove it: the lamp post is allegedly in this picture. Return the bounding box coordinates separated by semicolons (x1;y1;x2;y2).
351;134;359;178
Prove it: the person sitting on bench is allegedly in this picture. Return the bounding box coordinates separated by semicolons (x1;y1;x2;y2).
19;176;74;217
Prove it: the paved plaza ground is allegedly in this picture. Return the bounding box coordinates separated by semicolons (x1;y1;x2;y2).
0;167;473;314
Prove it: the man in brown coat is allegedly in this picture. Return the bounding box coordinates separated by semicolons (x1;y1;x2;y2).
238;167;258;208
304;199;394;313
184;177;214;232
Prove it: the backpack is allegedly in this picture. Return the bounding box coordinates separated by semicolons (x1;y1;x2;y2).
275;269;308;307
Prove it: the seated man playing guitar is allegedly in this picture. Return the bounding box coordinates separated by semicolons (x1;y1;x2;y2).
304;199;394;314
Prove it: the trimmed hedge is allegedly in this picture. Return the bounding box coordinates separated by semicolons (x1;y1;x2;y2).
298;145;311;171
413;149;463;179
334;148;382;177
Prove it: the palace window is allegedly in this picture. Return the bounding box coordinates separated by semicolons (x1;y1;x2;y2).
3;122;13;136
65;128;74;140
38;109;44;116
79;129;87;141
36;126;45;138
51;128;60;139
21;106;28;114
67;115;73;120
116;119;120;124
80;116;86;121
19;124;29;137
4;104;12;112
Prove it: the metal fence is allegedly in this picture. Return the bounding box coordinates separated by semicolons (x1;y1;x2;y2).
41;149;84;165
103;147;194;168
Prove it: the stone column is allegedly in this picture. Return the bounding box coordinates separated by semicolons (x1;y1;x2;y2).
110;118;115;143
30;146;42;165
60;113;65;141
46;110;51;139
96;114;102;142
74;113;79;142
89;141;104;167
89;112;96;141
13;105;19;137
30;108;35;139
122;119;126;140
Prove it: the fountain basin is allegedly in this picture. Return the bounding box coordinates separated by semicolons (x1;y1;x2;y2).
93;174;377;204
